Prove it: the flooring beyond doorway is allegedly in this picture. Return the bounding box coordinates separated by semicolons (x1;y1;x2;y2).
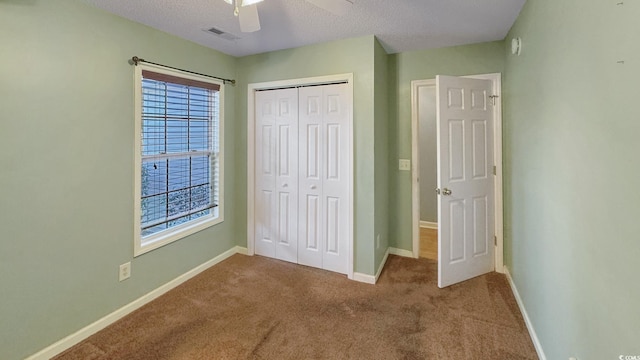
420;226;438;260
55;254;537;360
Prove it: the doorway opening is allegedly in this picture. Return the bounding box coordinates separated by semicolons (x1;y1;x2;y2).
410;73;504;287
414;79;439;261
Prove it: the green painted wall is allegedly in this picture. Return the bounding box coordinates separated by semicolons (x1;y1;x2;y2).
373;38;390;272
11;0;634;358
0;1;238;359
387;41;505;251
503;1;640;358
235;36;377;275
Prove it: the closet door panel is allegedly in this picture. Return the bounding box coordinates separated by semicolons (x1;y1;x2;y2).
255;89;298;263
320;84;350;274
255;91;277;258
274;89;299;263
298;89;324;268
298;84;350;274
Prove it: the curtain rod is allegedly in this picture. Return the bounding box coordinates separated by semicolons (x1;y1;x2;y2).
131;56;236;85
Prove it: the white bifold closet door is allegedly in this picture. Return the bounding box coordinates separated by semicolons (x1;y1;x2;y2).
298;84;350;274
254;88;299;263
255;83;350;275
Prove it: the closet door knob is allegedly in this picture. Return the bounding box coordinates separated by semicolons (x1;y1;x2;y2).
283;183;288;188
310;185;317;190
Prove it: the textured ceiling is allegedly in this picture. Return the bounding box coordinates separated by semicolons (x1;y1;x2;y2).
84;0;526;57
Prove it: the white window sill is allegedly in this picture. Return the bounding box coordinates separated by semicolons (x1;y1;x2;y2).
134;214;223;257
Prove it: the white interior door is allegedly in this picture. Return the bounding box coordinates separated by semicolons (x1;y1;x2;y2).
298;84;350;274
436;75;495;288
255;88;299;263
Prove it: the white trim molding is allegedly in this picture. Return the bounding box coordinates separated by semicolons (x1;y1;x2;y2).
247;73;355;280
389;247;414;258
504;267;547;360
375;248;390;282
26;246;248;360
419;221;438;229
352;272;376;284
353;247;390;285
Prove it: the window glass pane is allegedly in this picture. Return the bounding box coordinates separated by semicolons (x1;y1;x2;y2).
189;208;211;222
141;160;167;197
142;223;167;237
190;183;211;209
142;118;165;156
141;194;166;226
167;188;189;217
167;158;189;191
189;119;209;152
166;84;188;118
166;119;189;153
189;90;208;117
191;156;210;187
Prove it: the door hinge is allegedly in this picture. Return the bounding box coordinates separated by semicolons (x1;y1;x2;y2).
489;95;499;106
493;166;496;175
494;236;497;246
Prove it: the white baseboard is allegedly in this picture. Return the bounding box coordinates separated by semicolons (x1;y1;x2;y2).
26;246;248;360
374;248;390;282
389;247;414;258
419;221;438;229
353;248;390;285
504;267;547;360
352;272;375;284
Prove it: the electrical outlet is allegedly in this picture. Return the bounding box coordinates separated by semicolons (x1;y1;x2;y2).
399;159;411;171
119;262;131;281
376;234;381;249
569;358;577;360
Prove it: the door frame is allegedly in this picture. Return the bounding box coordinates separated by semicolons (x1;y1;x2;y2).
246;73;355;280
410;73;504;273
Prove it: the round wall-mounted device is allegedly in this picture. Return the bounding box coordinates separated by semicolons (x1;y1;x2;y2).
511;37;522;56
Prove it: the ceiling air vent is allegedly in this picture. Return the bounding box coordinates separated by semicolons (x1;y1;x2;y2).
204;27;240;41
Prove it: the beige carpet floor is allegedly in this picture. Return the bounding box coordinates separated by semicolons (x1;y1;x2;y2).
55;254;538;360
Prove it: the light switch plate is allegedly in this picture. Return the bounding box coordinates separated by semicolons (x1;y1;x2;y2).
399;159;411;171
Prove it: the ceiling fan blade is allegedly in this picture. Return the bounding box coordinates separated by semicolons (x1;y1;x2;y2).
241;0;263;6
306;0;352;16
239;4;261;32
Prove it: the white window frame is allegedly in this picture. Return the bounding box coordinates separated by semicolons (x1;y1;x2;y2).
133;63;224;256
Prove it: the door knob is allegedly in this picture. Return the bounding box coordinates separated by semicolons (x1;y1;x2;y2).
283;183;288;188
310;185;317;189
442;188;452;196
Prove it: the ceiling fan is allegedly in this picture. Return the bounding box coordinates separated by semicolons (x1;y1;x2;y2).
224;0;353;33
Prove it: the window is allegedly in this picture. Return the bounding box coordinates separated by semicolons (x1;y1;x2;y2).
134;64;223;256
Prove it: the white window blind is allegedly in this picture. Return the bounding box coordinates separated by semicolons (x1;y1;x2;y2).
139;69;220;240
